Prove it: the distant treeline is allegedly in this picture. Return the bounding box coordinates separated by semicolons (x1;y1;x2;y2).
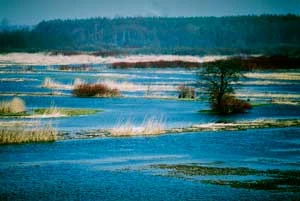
1;15;300;55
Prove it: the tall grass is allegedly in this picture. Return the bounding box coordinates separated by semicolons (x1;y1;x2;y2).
0;123;57;144
0;97;26;114
72;83;120;97
141;116;165;135
100;80;176;92
73;78;85;86
42;77;73;90
110;116;165;136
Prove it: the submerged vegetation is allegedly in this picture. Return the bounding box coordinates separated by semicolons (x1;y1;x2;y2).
72;83;120;97
151;164;300;192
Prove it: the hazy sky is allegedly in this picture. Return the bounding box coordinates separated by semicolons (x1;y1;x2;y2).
1;0;300;25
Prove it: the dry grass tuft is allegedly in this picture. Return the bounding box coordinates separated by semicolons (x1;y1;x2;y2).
100;80;176;92
110;116;165;137
42;77;73;90
0;97;26;114
73;78;85;86
110;119;135;136
0;123;57;144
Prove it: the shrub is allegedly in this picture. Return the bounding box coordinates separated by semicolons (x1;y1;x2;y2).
0;97;26;114
177;84;195;99
212;95;252;114
72;83;120;97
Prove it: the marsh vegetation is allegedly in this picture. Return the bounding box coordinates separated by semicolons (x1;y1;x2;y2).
0;52;299;201
151;164;300;192
0;97;27;117
72;83;120;97
0;123;57;144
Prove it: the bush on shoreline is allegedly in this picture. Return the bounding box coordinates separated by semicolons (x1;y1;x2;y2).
212;95;252;114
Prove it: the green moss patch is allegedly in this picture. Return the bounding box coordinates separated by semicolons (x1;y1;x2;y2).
0;111;28;117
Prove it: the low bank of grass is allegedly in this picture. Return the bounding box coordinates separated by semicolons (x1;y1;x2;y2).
0;102;101;118
168;119;300;134
33;108;101;117
78;118;300;139
0;124;57;144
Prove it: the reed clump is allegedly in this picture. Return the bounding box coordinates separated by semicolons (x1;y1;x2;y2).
0;97;26;114
42;77;73;90
0;123;57;144
110;116;165;137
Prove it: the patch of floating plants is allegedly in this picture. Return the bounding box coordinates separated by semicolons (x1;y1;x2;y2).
150;164;300;192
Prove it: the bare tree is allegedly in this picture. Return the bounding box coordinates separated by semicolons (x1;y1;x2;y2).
200;58;251;114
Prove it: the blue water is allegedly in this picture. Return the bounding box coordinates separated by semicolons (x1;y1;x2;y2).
1;95;299;131
1;127;299;201
1;64;300;200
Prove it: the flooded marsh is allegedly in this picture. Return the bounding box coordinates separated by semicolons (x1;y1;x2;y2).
0;53;299;200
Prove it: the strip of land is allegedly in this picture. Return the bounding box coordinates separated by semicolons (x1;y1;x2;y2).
62;119;300;139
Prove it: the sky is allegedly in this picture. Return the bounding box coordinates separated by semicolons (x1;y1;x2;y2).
0;0;300;25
